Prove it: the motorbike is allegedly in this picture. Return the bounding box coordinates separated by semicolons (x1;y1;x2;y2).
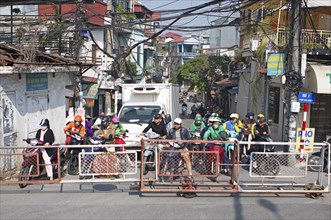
19;138;65;188
190;131;204;170
142;131;162;175
251;135;281;176
66;133;84;175
308;139;330;172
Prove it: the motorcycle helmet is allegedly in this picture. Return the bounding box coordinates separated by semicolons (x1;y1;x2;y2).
174;118;182;124
74;115;83;122
74;115;83;126
39;118;50;127
246;112;254;120
257;113;265;118
101;116;110;127
211;113;219;118
112;116;120;124
230;113;239;119
195;114;202;122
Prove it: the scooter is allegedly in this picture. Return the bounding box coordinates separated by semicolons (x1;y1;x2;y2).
66;133;84;175
142;132;162;175
190;131;204;169
251;135;281;176
19;138;65;188
308;139;330;172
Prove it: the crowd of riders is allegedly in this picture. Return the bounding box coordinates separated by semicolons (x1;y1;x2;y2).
33;101;271;180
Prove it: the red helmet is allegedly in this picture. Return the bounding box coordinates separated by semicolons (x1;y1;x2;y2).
74;115;83;122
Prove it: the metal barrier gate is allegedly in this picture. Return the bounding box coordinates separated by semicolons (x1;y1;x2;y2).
0;139;330;199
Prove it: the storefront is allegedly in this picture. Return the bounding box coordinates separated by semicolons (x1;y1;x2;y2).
306;63;331;141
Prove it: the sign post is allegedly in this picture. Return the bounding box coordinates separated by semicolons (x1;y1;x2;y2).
297;92;315;160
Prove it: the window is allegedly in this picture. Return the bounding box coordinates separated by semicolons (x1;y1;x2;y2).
268;86;280;124
310;94;331;142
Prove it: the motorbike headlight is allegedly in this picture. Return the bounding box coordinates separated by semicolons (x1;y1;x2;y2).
30;139;39;146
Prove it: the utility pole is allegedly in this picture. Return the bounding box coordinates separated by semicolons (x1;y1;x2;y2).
105;0;113;115
285;0;301;152
73;0;84;110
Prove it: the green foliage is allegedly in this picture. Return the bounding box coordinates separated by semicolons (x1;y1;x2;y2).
209;55;232;77
115;0;136;20
178;55;209;91
256;40;268;65
176;54;232;92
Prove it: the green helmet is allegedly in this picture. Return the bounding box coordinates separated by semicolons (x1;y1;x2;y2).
195;114;202;122
213;117;221;122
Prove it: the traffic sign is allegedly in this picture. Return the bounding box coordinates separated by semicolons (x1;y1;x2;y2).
296;128;315;152
298;92;315;104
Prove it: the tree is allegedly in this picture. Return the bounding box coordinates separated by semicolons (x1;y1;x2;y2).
178;55;209;91
176;54;232;92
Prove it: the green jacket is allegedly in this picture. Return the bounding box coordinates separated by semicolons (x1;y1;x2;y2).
115;123;125;137
189;122;206;133
203;126;228;140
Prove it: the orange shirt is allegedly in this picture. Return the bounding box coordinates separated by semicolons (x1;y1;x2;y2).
64;121;86;138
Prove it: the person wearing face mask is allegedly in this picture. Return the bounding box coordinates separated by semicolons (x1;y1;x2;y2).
64;115;86;141
35;118;55;180
203;117;230;175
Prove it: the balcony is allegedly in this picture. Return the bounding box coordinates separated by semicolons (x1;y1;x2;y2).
177;51;199;57
278;29;331;49
241;28;331;51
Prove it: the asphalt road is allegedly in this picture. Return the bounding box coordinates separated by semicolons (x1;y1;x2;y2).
1;101;330;220
1;182;330;220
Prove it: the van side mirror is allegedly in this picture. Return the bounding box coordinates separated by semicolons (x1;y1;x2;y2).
165;114;171;125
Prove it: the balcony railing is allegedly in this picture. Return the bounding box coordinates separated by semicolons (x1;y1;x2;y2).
241;28;331;50
177;52;199;57
278;29;331;48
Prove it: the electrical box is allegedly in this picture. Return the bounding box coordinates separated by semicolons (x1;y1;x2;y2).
291;101;300;113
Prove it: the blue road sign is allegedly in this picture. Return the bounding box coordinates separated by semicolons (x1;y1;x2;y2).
298;92;315;104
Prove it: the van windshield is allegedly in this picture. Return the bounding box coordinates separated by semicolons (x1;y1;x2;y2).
119;106;161;123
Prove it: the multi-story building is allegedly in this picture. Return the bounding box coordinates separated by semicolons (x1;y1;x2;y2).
236;0;331;142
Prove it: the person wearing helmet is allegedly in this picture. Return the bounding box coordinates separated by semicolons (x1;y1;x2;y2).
64;115;86;140
251;117;270;142
112;116;125;137
166;118;192;177
189;114;205;134
97;115;116;143
222;113;241;133
200;116;216;150
251;113;267;138
36;118;55;180
203;117;230;176
141;114;167;139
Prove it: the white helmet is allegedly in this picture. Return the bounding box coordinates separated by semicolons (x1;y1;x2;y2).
230;113;239;119
174;118;182;124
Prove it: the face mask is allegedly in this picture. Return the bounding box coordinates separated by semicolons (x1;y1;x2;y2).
41;126;47;131
75;121;81;126
213;124;219;129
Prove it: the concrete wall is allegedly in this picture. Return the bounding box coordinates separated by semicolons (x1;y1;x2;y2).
0;67;77;147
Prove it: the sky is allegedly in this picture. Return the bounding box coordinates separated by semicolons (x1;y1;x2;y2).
138;0;224;32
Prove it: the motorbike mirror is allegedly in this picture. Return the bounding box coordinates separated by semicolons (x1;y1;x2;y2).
165;114;171;125
268;119;273;125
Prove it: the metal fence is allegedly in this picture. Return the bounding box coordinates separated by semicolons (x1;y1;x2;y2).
0;139;330;198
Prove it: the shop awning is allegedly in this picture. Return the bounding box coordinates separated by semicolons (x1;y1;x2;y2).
306;64;331;94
